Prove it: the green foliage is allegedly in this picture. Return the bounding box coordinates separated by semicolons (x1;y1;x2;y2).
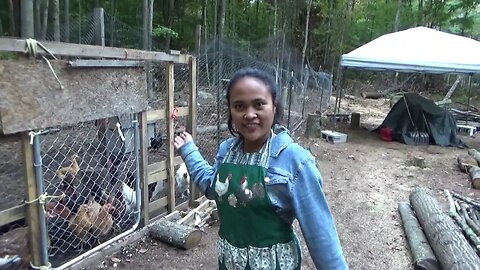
152;25;178;39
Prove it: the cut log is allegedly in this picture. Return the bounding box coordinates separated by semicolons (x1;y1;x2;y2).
305;113;322;139
361;92;384;99
398;202;440;270
409;188;480;269
411;156;426;168
467;149;480;166
350;113;361;130
457;155;478;173
445;190;480;252
468;166;480;189
149;219;202;250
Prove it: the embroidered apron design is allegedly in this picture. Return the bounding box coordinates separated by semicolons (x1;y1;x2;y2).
213;138;301;270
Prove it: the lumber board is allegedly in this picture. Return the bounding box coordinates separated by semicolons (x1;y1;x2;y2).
166;63;176;213
139;111;150;225
146;107;189;122
0;38;190;64
149;196;169;213
188;57;199;206
147;156;183;184
0;204;26;226
0;58;147;134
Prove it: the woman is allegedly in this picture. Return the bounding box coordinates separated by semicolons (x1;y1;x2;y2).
174;68;348;269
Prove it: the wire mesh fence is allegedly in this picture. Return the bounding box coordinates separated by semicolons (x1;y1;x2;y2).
37;117;140;267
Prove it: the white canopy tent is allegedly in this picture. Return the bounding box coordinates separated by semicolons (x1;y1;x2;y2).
334;27;480;114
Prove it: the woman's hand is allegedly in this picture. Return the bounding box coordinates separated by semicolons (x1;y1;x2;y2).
174;131;193;150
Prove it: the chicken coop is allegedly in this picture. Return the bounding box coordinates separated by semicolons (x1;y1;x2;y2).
0;37;198;269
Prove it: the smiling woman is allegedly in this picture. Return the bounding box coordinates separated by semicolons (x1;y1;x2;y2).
172;68;348;270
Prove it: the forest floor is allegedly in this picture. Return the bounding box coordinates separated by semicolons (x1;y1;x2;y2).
79;97;479;270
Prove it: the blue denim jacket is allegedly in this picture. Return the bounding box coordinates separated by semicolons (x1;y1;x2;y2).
178;127;348;269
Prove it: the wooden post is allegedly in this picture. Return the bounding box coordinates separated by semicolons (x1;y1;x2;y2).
166;63;176;212
188;56;199;206
139;111;150;225
350;112;360;129
21;132;42;267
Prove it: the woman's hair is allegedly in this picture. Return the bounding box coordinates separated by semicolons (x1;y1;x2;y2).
226;68;284;136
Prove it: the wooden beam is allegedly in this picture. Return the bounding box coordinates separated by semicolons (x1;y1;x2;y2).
166;63;176;213
0;38;190;64
146;107;189;122
68;59;144;68
149;196;169;213
139;111;149;226
188;56;200;206
147;156;183;177
21;132;42;266
0;204;26;226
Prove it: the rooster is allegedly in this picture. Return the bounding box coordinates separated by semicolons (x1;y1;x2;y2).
215;173;231;200
236;176;252;205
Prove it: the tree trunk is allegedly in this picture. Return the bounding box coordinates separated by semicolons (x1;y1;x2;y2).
52;0;59;41
20;0;34;38
467;149;480;166
417;0;423;26
142;0;149;49
149;220;202;250
361;92;384;99
34;0;41;38
305;113;322;139
409;188;480;269
398;202;440;270
394;0;402;32
64;0;70;42
8;0;15;36
217;0;226;39
165;0;175;49
300;0;312;82
40;0;49;40
350;113;361;129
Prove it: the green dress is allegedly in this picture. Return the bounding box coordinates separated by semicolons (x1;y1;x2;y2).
212;135;301;270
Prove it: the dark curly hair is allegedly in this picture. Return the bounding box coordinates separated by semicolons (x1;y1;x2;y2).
225;68;284;136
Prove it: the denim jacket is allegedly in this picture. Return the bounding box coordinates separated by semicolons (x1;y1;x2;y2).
178;127;348;270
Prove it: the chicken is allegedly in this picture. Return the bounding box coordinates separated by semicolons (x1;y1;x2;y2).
90;204;114;237
236;176;252;205
215;173;231;200
46;201;71;220
68;204;93;240
57;154;80;179
175;163;190;200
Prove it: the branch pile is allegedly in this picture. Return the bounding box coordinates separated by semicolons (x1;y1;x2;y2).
398;188;480;270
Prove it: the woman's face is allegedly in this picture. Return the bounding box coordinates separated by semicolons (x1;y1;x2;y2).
229;77;276;151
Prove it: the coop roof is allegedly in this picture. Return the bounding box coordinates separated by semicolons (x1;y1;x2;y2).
340;27;480;74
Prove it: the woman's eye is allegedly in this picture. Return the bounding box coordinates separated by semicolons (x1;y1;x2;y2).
255;102;264;109
234;104;244;110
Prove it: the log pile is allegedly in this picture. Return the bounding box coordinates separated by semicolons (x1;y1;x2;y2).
456;149;480;189
399;188;480;270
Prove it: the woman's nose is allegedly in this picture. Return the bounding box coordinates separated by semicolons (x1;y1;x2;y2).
244;110;257;120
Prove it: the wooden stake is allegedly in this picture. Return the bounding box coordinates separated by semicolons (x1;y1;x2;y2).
21;132;42;266
166;63;176;213
139;111;150;225
188;56;199;206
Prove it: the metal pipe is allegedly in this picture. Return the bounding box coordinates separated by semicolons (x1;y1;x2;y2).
32;132;50;266
466;74;473;125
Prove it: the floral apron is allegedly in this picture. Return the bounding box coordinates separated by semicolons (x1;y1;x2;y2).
213;137;301;270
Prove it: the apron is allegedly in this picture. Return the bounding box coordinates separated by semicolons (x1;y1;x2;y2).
213;136;301;270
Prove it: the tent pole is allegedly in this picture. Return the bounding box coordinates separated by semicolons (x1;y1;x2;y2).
466;73;473;125
333;64;344;130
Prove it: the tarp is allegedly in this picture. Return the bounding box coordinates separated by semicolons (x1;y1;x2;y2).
341;27;480;74
375;93;463;147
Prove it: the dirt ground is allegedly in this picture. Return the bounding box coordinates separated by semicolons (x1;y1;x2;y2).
79;97;480;270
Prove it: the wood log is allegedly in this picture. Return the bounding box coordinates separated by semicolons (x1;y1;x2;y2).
445;190;480;252
196;123;228;134
468;166;480;189
149;219;202;250
411;156;426;168
409;188;480;269
361;92;384;99
305;113;322;139
451;191;480;210
398;202;440;270
350;113;361;130
467;149;480;166
461;203;480;236
457;155;478;173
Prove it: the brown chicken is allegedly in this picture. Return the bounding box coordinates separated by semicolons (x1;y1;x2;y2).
57;154;80;179
68;204;92;240
46;201;71;220
90;203;114;237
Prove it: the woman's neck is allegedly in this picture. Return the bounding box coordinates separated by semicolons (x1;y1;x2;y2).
242;132;271;153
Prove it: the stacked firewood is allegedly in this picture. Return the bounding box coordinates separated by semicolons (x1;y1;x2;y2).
398;188;480;270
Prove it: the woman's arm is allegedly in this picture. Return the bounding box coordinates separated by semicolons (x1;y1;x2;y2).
291;157;348;270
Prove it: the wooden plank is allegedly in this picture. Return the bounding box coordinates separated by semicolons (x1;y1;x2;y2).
177;200;213;225
149;196;169;213
21;132;42;266
188;56;200;206
0;204;26;226
68;59;145;68
0;38;190;64
0;59;148;134
139;111;149;226
148;170;168;185
166;63;176;213
147;156;183;176
146;107;189;122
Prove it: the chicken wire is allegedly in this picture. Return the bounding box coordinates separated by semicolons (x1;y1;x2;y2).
36;117;140;267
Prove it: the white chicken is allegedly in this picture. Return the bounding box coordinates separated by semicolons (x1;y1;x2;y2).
150;162;191;201
215;173;231;199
